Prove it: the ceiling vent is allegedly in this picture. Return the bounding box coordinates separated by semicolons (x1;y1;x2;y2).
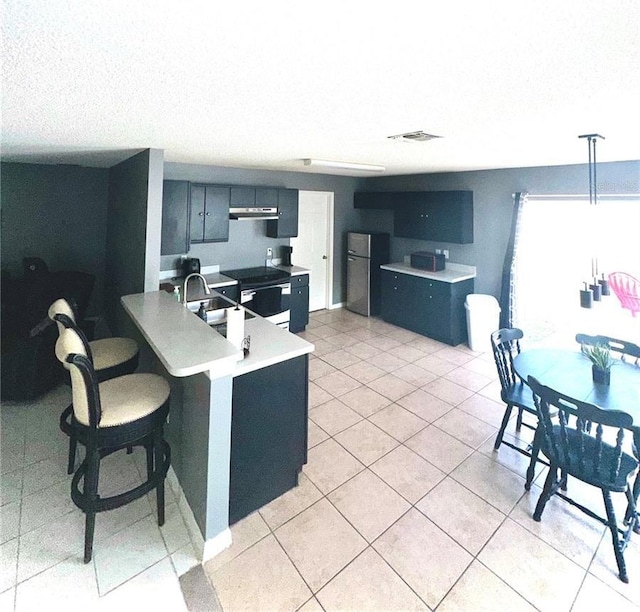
387;131;442;142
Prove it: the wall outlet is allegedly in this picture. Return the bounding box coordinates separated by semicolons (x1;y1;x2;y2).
443;249;450;260
266;247;273;259
435;248;442;254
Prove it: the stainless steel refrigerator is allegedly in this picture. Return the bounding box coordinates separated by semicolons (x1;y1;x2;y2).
346;232;390;316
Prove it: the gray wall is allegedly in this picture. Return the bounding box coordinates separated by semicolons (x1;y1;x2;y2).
105;150;160;333
0;162;109;315
162;163;366;302
359;160;640;297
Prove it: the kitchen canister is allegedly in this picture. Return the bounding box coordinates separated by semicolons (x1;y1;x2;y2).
226;305;245;351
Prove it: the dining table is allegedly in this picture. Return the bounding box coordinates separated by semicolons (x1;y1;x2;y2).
513;346;640;530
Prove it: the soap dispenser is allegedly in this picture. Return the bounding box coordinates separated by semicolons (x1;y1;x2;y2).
197;302;207;321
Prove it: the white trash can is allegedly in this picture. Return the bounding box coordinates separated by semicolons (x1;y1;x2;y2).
465;294;501;353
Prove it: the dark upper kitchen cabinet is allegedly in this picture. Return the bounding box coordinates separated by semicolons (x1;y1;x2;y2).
190;184;230;243
266;189;298;238
381;269;473;345
354;191;407;209
161;180;190;255
393;191;473;244
289;274;309;333
230;187;256;207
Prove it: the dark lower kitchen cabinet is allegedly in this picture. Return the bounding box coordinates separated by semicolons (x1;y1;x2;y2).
161;180;190;255
266;189;299;238
190;184;230;243
229;355;308;525
392;191;474;244
381;270;473;345
289;274;309;333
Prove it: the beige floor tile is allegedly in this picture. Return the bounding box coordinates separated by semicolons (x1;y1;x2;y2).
311;338;341;357
307;420;330;449
334;420;399;466
1;538;18;593
259;473;323;531
316;547;428;611
405;426;474;474
314;371;361;397
365;352;406;373
325;333;360;348
341;361;387;384
373;508;472;609
413;354;459;376
339;386;390;418
386;344;428;363
275;498;367;592
204;511;270;573
406;336;447;354
416;477;506;555
348;328;381;342
509;483;605;569
588;524;640;605
208;534;312;611
384;327;423;344
421;377;475;405
432;408;497;449
444;365;494;392
573;573;639;612
93;515;168;595
396;388;454;422
308;358;337;381
461;356;499;379
344;341;382;360
297;596;324;611
328;470;410;542
319;349;362;370
367;404;428;442
457;393;508;428
438;560;536;612
370;445;445;504
303;438;365;494
366;373;416;401
1;501;20;544
311;324;342;339
477;433;541;481
308;381;333;407
309;398;362;436
451;452;527;514
478;519;585;611
433;346;475;366
368;335;403;352
392;363;437;387
477;379;504;403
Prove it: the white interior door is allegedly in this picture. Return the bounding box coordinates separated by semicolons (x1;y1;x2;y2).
290;191;333;311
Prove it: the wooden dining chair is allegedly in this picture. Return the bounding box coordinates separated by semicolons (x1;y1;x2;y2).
527;375;638;583
575;333;640;366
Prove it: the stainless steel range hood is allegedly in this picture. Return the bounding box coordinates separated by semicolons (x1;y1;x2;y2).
229;207;279;220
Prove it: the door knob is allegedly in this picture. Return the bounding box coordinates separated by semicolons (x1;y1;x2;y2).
322;255;328;260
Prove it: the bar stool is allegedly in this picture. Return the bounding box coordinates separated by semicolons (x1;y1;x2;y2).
54;326;171;563
48;298;140;473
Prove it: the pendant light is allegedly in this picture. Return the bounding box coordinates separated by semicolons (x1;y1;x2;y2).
578;133;608;308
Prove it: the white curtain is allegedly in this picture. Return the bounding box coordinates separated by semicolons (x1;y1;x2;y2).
511;195;640;343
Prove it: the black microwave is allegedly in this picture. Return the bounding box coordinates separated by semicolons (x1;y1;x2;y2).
410;251;445;272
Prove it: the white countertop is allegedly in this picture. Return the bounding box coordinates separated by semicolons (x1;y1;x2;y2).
380;262;476;283
270;264;309;276
122;291;314;379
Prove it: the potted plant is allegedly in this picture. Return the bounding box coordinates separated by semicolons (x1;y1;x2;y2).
581;343;614;385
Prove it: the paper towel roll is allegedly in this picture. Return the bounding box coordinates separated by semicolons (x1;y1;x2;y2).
226;306;245;350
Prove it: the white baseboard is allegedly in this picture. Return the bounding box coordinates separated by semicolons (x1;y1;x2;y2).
167;467;232;565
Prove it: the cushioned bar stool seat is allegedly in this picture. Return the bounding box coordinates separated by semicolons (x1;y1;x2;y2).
48;298;140;473
55;326;171;563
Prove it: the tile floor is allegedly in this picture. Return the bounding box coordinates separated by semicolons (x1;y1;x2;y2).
2;308;640;611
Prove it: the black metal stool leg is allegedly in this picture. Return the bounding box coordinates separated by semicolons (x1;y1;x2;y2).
154;428;165;526
67;436;77;475
83;445;100;564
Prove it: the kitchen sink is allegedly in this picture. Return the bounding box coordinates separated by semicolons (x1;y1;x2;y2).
187;294;255;325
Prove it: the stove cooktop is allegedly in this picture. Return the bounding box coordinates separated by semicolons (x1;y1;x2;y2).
223;266;290;285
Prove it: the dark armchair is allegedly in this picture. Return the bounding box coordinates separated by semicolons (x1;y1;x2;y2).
1;260;95;400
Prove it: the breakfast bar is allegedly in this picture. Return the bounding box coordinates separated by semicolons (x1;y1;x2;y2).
121;290;314;560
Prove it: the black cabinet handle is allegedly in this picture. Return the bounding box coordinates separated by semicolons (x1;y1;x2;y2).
206;212;211;216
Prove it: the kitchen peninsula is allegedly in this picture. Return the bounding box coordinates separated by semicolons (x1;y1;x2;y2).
121;290;314;560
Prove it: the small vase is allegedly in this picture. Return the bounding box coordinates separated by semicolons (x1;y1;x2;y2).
592;365;610;386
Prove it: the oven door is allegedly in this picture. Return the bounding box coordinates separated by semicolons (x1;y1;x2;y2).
240;282;291;328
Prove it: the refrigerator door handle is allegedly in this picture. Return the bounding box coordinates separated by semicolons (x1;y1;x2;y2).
347;257;357;262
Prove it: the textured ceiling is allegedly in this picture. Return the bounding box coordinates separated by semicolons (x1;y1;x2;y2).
1;1;639;176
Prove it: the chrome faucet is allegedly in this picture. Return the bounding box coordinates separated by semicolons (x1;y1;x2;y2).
182;273;211;305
